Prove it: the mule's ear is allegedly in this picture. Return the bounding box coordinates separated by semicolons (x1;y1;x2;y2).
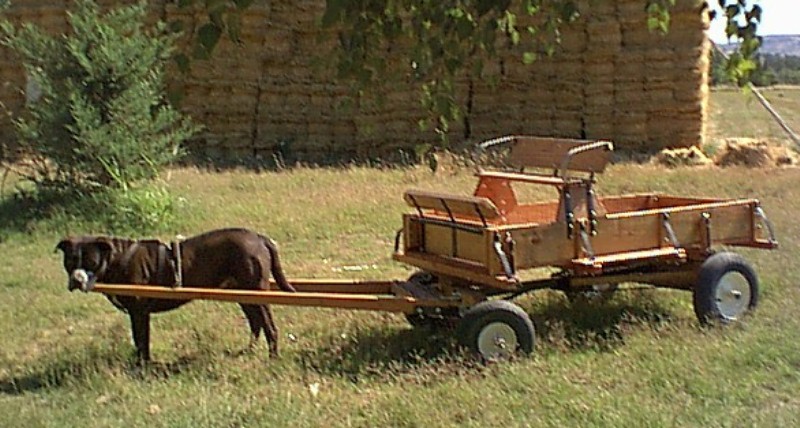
93;239;115;258
55;239;72;254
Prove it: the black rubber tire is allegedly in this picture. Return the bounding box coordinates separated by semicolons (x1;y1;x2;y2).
456;300;535;360
403;271;453;328
694;252;759;324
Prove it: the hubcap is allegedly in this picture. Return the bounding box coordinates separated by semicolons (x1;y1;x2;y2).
476;322;518;360
715;271;751;319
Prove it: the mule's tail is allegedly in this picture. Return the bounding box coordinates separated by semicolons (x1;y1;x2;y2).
261;235;295;292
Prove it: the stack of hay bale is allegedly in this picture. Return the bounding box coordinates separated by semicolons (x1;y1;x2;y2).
0;0;712;161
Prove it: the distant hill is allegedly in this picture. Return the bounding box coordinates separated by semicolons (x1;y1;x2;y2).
719;35;800;57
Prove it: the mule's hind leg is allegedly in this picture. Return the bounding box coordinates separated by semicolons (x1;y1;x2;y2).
238;303;279;358
239;304;264;351
260;304;279;357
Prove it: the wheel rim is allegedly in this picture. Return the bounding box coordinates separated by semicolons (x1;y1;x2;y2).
716;271;752;319
476;322;518;359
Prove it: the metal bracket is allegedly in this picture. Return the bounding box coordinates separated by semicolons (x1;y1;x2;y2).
564;187;575;239
754;205;777;244
701;212;712;249
579;223;595;259
586;182;598;235
493;233;516;280
661;213;680;248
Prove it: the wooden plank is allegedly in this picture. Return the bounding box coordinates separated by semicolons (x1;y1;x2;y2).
572;247;686;270
423;223;454;258
509;222;576;269
508;136;613;173
392;252;519;291
267;279;396;294
404;189;500;219
477;170;569;186
606;198;758;219
90;284;459;313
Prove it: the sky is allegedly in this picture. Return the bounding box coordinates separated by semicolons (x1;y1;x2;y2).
707;0;799;42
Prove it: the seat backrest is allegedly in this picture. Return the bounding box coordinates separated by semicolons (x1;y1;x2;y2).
404;189;501;221
505;136;613;174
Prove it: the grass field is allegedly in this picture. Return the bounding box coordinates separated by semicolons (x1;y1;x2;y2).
1;89;800;427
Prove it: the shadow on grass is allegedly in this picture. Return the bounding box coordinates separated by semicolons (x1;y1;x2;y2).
300;291;677;380
0;347;206;396
0;191;47;238
530;291;677;351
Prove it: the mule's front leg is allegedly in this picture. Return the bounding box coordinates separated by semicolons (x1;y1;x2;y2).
130;311;151;362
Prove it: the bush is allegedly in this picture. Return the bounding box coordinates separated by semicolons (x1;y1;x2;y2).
1;0;198;233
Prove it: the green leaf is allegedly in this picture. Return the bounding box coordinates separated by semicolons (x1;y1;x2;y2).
173;53;190;74
168;19;185;34
233;0;255;10
227;10;242;44
196;22;222;54
522;51;537;65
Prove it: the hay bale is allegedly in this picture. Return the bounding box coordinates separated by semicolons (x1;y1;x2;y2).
716;139;798;167
655;146;711;167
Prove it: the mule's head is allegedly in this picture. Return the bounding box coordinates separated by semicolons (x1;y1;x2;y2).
55;237;114;292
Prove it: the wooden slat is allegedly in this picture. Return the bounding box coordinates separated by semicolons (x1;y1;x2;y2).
393;252;519;291
509;136;613;173
89;284;460;313
572;247;686;272
404;189;500;219
267;278;396;294
477;170;570;186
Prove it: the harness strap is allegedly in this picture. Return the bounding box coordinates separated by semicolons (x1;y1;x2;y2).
170;238;183;288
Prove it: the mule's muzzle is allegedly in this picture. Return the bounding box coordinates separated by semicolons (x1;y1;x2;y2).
69;269;97;292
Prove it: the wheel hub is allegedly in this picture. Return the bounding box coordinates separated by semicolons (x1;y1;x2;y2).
477;322;518;360
715;271;751;319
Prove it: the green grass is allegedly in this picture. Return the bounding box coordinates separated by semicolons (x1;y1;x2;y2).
2;90;800;427
708;86;800;143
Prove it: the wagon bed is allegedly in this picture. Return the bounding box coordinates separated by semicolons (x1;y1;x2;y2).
394;136;776;291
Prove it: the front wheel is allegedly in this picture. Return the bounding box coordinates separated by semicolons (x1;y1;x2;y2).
456;300;535;361
693;252;759;324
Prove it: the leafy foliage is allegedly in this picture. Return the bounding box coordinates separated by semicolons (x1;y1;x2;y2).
169;0;255;70
713;0;763;85
713;51;800;87
317;0;761;146
0;0;198;192
321;0;584;141
0;0;198;234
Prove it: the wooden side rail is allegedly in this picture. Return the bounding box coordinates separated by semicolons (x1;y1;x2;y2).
404;189;501;224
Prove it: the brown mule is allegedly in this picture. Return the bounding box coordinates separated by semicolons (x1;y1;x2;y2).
56;228;295;362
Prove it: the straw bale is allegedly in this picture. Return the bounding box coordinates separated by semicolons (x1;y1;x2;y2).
585;1;617;18
560;27;587;53
671;0;709;14
621;27;664;48
655;146;712;167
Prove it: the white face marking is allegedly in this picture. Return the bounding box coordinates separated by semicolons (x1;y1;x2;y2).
71;269;90;291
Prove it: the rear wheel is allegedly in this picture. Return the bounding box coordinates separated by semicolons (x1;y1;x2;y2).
694;252;758;324
456;300;535;361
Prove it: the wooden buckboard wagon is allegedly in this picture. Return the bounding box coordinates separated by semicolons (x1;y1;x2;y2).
91;136;777;360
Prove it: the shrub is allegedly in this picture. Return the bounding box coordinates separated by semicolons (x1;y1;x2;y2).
1;0;198;232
